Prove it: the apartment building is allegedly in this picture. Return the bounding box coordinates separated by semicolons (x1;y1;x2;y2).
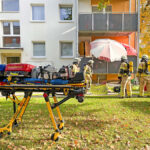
0;0;139;74
0;0;78;69
78;0;139;82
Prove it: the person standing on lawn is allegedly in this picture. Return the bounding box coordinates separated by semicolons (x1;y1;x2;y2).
72;58;81;77
84;60;94;89
137;54;150;97
118;56;132;98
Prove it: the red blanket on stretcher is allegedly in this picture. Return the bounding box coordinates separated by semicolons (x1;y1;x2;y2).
5;64;35;72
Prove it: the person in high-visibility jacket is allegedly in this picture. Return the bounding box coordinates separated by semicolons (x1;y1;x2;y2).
137;55;150;97
84;60;94;89
72;58;81;77
118;56;132;98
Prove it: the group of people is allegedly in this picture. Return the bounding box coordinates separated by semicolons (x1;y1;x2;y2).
72;54;150;97
71;58;94;89
119;55;150;98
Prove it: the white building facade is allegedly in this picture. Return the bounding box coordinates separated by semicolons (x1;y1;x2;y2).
0;0;139;73
0;0;78;69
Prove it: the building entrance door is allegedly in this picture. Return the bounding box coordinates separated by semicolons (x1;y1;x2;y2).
7;57;20;64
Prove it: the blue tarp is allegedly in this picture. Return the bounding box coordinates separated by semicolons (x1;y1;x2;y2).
24;78;48;84
51;79;68;85
0;65;6;72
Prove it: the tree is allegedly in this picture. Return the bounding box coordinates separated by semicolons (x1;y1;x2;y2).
140;0;150;57
98;0;110;11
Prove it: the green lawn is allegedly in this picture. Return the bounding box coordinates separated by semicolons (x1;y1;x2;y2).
0;96;150;150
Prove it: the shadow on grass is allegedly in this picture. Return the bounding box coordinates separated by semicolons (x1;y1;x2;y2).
64;117;114;131
0;99;106;132
120;101;150;114
0;99;104;117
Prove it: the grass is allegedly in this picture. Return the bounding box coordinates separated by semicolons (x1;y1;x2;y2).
0;96;150;150
89;84;108;95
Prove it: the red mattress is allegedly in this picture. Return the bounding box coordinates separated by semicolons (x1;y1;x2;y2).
5;64;35;72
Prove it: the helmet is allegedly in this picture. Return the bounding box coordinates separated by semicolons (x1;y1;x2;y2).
121;56;127;62
142;54;148;61
73;58;81;65
88;60;94;64
73;58;81;64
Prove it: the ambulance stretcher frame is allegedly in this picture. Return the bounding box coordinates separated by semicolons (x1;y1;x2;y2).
0;83;85;141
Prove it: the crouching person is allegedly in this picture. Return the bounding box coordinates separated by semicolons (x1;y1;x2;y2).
118;56;133;98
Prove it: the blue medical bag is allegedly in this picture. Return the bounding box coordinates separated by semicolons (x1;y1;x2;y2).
0;64;6;72
50;79;68;85
23;78;48;84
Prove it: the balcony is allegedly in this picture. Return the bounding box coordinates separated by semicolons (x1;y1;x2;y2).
79;13;138;34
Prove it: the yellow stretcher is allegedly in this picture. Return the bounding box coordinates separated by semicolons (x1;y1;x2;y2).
0;83;85;141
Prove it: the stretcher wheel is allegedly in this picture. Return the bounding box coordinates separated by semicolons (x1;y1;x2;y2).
77;96;84;103
0;132;3;138
7;132;11;135
13;123;18;127
13;121;18;127
113;86;120;93
58;123;64;130
51;133;60;142
1;91;8;96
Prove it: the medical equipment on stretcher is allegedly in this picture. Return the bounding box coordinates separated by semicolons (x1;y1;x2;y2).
0;63;86;142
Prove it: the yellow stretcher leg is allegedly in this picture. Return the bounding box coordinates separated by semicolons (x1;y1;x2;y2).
8;95;21;105
43;93;60;142
17;92;32;123
13;95;21;104
53;95;64;130
0;96;28;134
8;95;20;126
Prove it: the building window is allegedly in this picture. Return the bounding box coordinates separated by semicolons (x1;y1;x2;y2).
32;5;45;21
7;57;20;64
3;21;20;47
3;21;20;35
60;42;73;57
2;0;19;11
60;6;72;21
13;22;20;34
33;43;45;57
3;22;10;34
3;37;20;47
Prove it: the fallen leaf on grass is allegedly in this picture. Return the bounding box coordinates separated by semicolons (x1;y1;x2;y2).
126;141;130;147
56;145;64;150
109;145;115;149
74;140;78;145
20;146;27;150
145;145;150;150
68;143;75;148
121;124;128;128
114;134;121;140
7;145;13;150
82;148;89;150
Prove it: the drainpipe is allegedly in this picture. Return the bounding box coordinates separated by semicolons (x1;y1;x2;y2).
129;0;131;47
128;34;131;47
129;0;131;13
137;0;140;67
76;0;79;58
0;0;2;11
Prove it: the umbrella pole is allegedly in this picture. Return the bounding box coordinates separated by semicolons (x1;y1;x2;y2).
107;62;108;74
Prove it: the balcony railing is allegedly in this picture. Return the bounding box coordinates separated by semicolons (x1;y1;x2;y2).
79;13;138;32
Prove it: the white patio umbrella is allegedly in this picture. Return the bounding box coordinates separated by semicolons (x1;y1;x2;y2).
90;39;127;62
